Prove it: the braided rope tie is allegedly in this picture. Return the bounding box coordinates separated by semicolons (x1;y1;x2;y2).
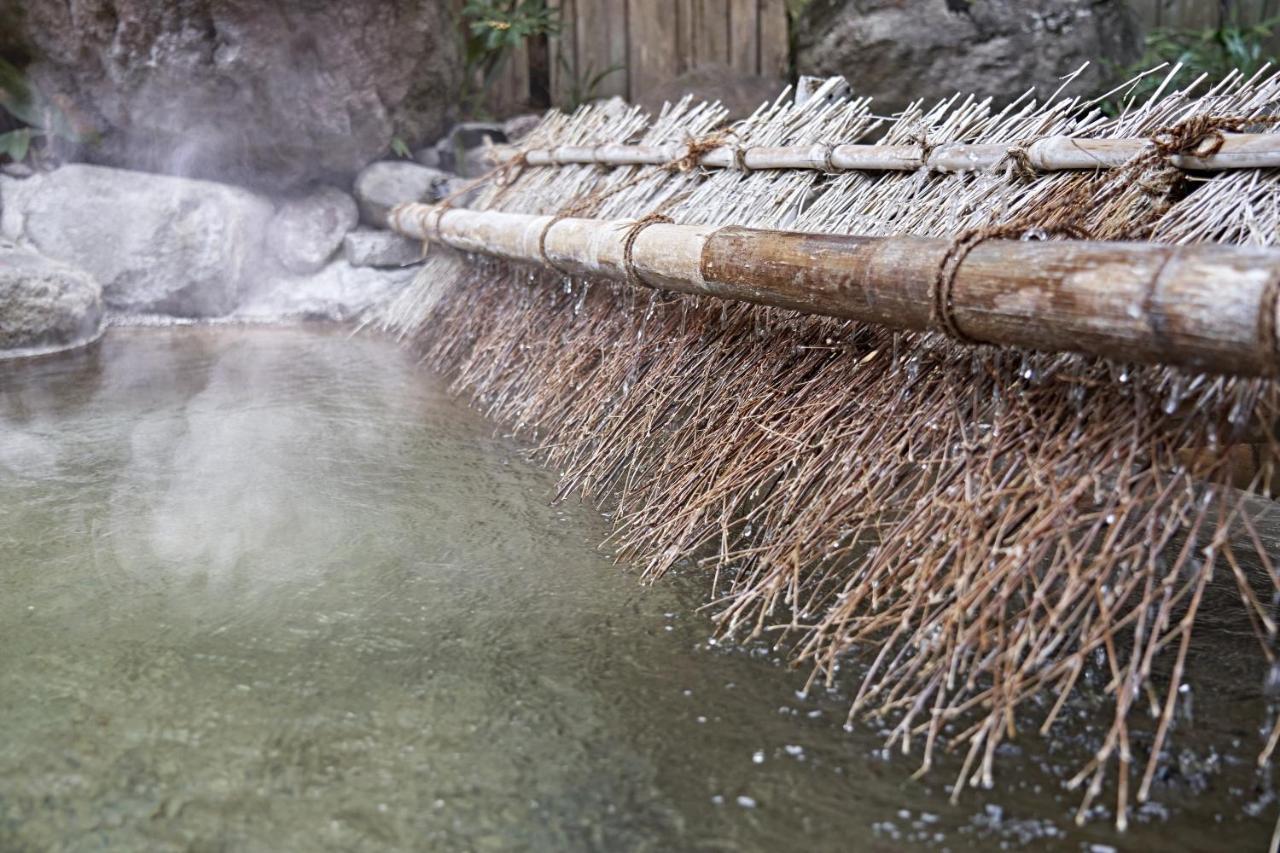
931;222;1092;344
537;214;575;275
620;213;675;289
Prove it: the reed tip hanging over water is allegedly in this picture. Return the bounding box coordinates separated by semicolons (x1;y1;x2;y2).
376;68;1280;829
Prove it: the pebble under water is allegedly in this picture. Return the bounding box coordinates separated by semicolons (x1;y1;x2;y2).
0;326;1274;851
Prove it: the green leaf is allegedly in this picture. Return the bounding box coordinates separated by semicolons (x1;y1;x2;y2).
0;57;40;128
0;128;32;163
390;136;411;159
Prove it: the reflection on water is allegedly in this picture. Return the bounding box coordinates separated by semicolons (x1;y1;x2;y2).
0;327;1272;851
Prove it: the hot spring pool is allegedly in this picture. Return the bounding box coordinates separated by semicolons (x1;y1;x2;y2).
0;326;1271;851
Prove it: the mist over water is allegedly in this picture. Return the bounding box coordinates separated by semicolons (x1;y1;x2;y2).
0;327;1271;851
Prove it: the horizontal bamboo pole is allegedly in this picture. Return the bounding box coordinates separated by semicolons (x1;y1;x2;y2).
506;133;1280;174
391;203;1280;376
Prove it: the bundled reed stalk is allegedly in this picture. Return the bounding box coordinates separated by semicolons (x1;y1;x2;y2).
376;69;1280;829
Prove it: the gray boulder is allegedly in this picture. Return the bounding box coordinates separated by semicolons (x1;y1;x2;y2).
5;164;273;317
0;0;460;191
343;229;423;268
353;161;450;228
267;186;358;275
0;173;40;241
0;246;104;357
503;114;541;143
433;122;507;175
794;0;1140;114
414;147;443;170
237;260;417;323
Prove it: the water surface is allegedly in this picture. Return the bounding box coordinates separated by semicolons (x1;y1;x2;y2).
0;327;1272;851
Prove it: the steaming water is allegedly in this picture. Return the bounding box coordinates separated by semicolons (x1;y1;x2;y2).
0;326;1273;851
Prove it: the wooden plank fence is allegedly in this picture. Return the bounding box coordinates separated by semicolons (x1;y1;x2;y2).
1129;0;1280;58
1129;0;1280;30
486;0;1280;115
486;0;788;113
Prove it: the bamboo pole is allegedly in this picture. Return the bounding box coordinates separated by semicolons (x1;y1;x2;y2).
504;132;1280;173
391;203;1280;377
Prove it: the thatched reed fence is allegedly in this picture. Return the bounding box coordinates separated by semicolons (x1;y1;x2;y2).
378;66;1280;829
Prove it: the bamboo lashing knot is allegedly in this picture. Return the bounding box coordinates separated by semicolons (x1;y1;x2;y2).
666;132;729;173
818;143;838;174
932;222;1092;344
538;214;575;275
1149;113;1280;159
391;201;447;259
494;149;529;186
414;204;439;258
727;133;751;172
620;213;674;289
909;123;936;164
1001;144;1039;181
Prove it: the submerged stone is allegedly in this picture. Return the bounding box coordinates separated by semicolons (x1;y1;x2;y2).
0;246;103;357
237;259;416;322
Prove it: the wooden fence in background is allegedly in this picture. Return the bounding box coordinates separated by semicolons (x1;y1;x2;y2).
1130;0;1280;29
488;0;1280;115
488;0;788;114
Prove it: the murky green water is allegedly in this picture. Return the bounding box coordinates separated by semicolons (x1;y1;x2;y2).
0;326;1274;851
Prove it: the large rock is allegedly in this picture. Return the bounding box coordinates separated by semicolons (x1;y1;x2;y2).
0;246;104;357
266;186;358;275
794;0;1140;113
237;260;416;323
3;164;273;317
0;1;460;191
353;161;450;227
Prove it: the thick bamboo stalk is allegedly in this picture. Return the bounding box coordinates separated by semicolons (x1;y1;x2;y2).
392;202;1280;376
510;133;1280;173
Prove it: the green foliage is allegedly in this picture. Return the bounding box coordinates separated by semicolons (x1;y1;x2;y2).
1107;16;1280;114
0;56;87;163
464;0;558;59
0;127;30;162
390;135;412;159
784;0;813;20
555;55;622;111
461;0;560;115
782;0;813;80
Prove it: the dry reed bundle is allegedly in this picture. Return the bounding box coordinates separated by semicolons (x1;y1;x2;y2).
375;69;1280;829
